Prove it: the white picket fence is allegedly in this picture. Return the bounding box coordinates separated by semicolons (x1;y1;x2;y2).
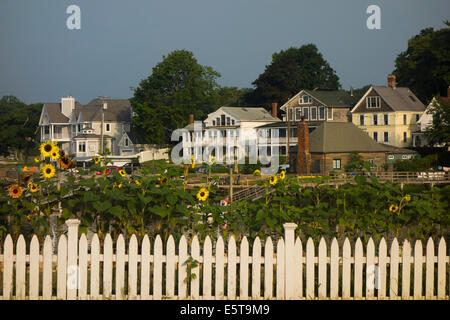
0;220;448;300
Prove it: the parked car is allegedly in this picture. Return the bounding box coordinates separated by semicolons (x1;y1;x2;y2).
96;165;120;175
123;162;140;174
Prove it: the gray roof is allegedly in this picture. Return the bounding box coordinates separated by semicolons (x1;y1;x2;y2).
75;99;132;122
221;107;280;122
308;122;390;153
304;89;357;108
44;102;82;123
372;86;425;112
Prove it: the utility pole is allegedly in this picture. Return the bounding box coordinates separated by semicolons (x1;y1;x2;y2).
97;96;109;154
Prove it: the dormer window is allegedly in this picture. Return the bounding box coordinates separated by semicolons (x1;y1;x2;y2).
367;96;381;108
299;95;312;104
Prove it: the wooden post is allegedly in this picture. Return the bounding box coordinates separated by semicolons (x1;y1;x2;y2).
284;222;298;299
66;218;80;300
229;165;233;202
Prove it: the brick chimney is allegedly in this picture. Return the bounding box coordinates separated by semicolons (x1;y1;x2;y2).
188;114;194;124
297;117;311;174
387;75;396;89
271;102;278;118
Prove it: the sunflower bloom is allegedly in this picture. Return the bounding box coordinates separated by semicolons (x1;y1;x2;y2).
253;169;261;176
29;183;38;193
9;185;23;198
190;155;195;169
93;156;101;164
208;155;216;165
42;163;56;178
196;187;209;201
113;182;123;189
135;179;142;186
158;176;168;184
404;194;411;202
59;155;71;169
389;204;399;213
34;156;40;163
119;169;126;177
279;170;286;180
269;175;278;185
50;150;60;160
40;141;54;157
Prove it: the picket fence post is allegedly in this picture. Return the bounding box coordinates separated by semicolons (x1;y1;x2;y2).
66;218;80;300
283;223;298;299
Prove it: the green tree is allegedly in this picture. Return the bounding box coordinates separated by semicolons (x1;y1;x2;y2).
245;44;341;107
424;98;450;147
393;21;450;104
132;50;222;144
0;96;42;161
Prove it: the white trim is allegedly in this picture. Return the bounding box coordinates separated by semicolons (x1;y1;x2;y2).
311;106;317;120
318;106;325;120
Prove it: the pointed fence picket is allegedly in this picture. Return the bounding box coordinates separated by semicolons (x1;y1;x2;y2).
0;220;449;300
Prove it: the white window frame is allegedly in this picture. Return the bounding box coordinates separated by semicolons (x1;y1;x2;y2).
384;114;389;125
311;106;317;120
327;107;333;120
360;115;365;125
366;96;380;109
318;106;325;120
373;114;378;126
295;107;302;121
332;159;341;170
299;95;312;104
78;141;86;153
303;107;309;120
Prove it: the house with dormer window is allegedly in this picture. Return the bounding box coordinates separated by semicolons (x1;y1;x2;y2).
38;95;143;161
350;75;425;148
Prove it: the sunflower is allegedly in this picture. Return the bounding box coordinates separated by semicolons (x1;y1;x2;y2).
9;185;23;198
196;187;209;201
42;163;56;178
26;214;32;222
93;156;101;164
59;155;71;169
113;182;123;189
158;176;168;184
253;169;261;176
40;141;54;157
404;194;411;202
269;175;278;185
389;204;399;213
34;156;40;163
208;155;216;165
50;150;60;160
279;170;286;180
29;183;38;193
190;155;195;169
134;179;142;186
119;169;126;177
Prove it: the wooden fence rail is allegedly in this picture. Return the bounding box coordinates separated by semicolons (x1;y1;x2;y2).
0;220;448;300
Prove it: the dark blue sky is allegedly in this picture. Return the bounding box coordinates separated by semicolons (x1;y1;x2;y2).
1;0;449;104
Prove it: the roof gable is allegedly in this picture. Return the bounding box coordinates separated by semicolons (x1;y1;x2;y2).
281;89;356;111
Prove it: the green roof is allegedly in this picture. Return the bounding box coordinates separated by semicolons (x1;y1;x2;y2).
304;89;358;108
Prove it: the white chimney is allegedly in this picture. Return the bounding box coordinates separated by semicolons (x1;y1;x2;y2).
61;95;75;117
